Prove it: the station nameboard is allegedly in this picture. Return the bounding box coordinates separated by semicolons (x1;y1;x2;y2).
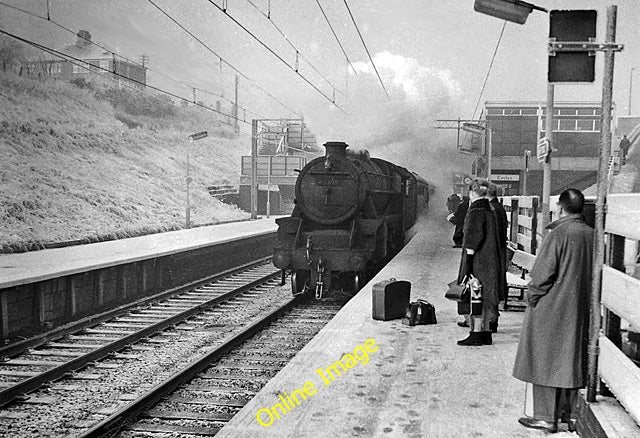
492;174;520;182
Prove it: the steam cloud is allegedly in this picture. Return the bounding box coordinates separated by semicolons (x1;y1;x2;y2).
303;51;474;195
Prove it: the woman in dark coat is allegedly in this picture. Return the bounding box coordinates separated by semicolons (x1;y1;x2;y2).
487;184;508;333
456;179;502;346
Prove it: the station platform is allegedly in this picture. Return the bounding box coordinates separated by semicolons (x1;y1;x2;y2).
0;216;279;289
216;210;578;438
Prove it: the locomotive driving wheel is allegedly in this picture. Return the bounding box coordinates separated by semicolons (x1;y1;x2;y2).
291;270;310;295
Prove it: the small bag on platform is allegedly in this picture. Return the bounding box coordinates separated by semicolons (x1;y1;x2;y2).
402;299;437;326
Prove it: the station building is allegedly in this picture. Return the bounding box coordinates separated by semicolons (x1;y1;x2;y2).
482;101;604;196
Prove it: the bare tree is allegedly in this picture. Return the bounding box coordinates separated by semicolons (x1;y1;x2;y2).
0;35;27;72
36;53;56;77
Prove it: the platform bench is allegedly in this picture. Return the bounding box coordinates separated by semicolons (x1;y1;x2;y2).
505;248;536;311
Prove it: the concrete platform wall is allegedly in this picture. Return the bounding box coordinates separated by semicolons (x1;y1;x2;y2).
0;233;276;342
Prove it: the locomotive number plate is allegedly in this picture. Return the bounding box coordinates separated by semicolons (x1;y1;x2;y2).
316;178;343;187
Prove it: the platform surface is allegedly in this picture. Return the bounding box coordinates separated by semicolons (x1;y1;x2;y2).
0;216;279;289
216;210;579;438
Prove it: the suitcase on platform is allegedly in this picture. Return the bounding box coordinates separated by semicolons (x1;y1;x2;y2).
372;278;411;321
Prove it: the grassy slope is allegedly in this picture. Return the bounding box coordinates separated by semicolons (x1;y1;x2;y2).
0;72;249;251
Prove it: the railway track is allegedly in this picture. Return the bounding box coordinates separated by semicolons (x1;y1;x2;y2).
79;296;347;437
0;260;281;409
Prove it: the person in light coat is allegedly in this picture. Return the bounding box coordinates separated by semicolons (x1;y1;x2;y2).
512;188;593;433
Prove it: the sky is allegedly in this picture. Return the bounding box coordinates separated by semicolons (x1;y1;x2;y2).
1;0;639;187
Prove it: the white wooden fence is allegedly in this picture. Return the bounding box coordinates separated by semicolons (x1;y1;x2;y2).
598;193;640;426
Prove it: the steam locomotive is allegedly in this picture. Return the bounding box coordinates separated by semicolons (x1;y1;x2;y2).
272;141;431;298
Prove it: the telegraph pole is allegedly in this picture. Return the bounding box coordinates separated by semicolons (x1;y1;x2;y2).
251;120;258;219
588;5;621;403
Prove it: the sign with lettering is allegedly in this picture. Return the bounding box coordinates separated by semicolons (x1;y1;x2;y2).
537;137;550;163
316;177;344;187
492;174;520;182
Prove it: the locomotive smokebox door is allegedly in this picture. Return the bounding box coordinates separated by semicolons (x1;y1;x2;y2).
372;279;411;321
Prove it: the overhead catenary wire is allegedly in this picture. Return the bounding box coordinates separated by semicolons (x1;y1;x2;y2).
0;29;255;136
204;0;346;112
460;20;507;153
342;0;389;100
146;0;301;117
243;0;346;97
314;0;357;75
471;20;507;121
0;0;264;120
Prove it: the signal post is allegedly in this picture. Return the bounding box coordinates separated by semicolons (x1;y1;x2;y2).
186;131;208;228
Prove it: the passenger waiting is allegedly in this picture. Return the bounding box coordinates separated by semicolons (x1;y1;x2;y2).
456;179;502;346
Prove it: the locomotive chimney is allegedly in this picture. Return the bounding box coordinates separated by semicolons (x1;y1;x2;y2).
324;141;348;157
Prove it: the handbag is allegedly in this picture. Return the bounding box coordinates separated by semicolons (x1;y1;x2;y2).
445;276;470;302
447;275;483;316
468;276;483;316
455;276;483;316
416;299;437;325
402;299;437;326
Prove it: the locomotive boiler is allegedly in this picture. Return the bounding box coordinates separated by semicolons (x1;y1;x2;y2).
272;141;430;298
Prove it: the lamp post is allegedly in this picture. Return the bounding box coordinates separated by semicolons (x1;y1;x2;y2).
629;67;635;116
186;131;208;228
474;0;547;24
186;143;191;228
541;83;554;235
486;127;492;180
522;150;531;195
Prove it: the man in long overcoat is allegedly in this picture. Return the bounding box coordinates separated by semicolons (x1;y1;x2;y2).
513;189;593;433
456;180;502;346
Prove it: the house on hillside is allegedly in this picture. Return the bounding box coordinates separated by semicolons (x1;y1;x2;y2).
26;30;146;90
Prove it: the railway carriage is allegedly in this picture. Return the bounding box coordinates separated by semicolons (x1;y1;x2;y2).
272;141;431;298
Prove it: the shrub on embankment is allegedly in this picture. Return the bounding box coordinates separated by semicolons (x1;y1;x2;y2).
0;71;249;252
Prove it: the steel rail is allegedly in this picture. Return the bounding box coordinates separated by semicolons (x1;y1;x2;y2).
77;295;301;438
0;263;280;408
0;257;271;359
